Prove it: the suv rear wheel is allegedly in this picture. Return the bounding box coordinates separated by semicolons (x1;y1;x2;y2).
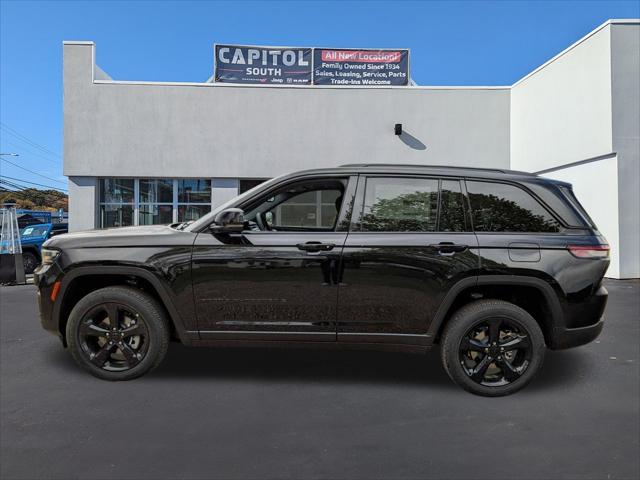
66;286;170;380
440;300;545;396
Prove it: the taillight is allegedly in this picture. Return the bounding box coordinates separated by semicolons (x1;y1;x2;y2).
568;244;610;259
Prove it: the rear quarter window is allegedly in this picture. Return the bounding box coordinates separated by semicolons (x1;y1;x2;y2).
466;181;561;233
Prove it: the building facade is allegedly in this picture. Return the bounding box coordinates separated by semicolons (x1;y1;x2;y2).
64;20;639;278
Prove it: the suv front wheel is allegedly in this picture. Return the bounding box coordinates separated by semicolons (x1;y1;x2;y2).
440;300;545;396
66;286;170;381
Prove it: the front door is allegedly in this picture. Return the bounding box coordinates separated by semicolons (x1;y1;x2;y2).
337;176;480;345
192;175;356;342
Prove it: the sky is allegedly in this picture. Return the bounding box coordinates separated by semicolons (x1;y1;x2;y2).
1;0;639;193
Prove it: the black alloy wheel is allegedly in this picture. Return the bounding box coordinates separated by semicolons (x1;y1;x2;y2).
66;286;169;380
459;317;532;386
440;299;545;396
77;302;149;371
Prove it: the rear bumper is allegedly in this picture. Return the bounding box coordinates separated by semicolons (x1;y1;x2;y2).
550;285;607;350
550;319;604;350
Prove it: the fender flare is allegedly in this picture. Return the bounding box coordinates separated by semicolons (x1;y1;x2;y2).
53;265;196;344
426;274;563;340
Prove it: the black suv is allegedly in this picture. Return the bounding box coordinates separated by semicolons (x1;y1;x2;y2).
34;165;609;396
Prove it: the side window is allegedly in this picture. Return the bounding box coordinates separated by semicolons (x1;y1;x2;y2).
360;177;439;232
439;180;466;232
243;178;347;231
466;181;560;233
273;189;342;229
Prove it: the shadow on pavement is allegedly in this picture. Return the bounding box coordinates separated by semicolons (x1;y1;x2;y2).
48;341;590;391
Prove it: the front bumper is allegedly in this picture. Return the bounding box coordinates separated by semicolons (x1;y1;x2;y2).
33;262;65;343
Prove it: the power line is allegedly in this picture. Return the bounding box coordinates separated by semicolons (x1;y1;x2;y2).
0;175;68;192
1;138;61;166
0;122;61;159
0;157;67;185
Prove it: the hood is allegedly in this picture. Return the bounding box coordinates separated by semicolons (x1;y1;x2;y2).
44;225;196;249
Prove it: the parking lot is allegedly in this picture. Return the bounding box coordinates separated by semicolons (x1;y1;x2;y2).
1;279;638;480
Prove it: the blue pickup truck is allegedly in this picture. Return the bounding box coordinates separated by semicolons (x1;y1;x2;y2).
16;211;68;273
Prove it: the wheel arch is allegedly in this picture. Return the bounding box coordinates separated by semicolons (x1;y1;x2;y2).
54;266;194;347
428;275;563;346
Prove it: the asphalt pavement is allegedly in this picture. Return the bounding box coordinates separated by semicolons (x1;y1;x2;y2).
1;280;639;480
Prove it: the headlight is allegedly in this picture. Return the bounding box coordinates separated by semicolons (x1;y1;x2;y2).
40;248;61;265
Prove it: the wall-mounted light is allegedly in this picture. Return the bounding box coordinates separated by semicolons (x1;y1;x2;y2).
394;123;402;136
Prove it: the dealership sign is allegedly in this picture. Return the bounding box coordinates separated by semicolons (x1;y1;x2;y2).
313;48;409;86
214;44;410;86
215;45;312;85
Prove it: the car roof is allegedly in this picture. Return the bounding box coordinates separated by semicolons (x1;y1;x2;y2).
283;164;571;187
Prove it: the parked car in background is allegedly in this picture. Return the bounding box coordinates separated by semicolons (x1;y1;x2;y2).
20;222;68;273
34;165;609;396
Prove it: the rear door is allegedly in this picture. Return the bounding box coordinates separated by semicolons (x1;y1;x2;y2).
337;175;480;345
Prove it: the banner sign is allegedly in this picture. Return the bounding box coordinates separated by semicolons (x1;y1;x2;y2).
215;44;312;85
313;48;410;86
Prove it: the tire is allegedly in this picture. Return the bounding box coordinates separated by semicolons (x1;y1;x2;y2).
66;286;170;381
22;251;39;274
440;299;545;397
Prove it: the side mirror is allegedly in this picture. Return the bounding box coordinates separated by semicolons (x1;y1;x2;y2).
209;208;246;234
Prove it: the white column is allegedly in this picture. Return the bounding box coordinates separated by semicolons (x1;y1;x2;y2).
68;176;97;232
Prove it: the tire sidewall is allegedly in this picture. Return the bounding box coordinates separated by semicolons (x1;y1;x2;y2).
22;252;38;274
441;301;546;397
66;287;168;381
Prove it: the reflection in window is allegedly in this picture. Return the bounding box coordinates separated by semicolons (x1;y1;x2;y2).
178;179;211;203
439;180;465;232
467;181;560;232
100;178;134;203
360;177;439;232
100;204;133;228
99;179;134;228
178;179;212;222
140;179;173;203
178;204;211;222
139;204;173;225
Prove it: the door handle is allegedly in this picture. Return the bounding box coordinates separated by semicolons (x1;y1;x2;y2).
297;242;335;253
429;242;468;255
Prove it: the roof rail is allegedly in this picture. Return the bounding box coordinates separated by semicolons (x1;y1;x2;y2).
338;163;513;174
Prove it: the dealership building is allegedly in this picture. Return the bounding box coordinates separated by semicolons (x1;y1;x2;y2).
63;19;639;278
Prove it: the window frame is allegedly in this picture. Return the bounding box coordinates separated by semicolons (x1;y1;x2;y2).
463;178;567;234
234;174;357;234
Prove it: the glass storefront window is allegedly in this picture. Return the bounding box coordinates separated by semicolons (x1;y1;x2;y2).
99;178;214;227
139;204;173;225
100;179;134;203
178;179;211;203
99;178;134;228
100;205;133;228
178;204;210;222
140;179;173;203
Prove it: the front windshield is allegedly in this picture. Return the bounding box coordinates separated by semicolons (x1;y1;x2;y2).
186;176;283;232
21;226;48;238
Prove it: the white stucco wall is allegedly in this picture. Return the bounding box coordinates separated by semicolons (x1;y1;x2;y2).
63;43;511;180
68;176;97;231
510;24;613;172
542;156;620;279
